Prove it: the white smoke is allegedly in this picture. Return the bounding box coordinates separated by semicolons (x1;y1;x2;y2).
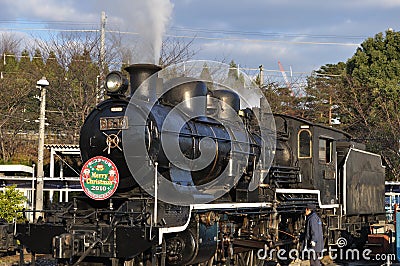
132;0;173;64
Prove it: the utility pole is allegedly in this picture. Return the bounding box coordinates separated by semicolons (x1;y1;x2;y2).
328;95;332;126
35;77;49;220
258;65;264;87
99;11;107;102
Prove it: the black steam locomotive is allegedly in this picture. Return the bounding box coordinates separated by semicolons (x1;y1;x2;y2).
15;62;385;265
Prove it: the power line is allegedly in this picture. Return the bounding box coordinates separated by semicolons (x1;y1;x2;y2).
164;33;360;46
0;26;361;47
0;20;368;41
0;19;98;26
90;29;363;47
0;27;99;33
0;21;356;76
169;26;368;41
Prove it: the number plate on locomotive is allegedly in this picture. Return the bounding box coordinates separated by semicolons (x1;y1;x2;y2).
100;116;128;130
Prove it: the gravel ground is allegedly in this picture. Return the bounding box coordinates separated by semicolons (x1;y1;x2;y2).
0;252;56;266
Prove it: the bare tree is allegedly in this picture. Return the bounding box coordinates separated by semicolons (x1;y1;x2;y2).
0;33;34;162
159;36;197;67
0;32;24;55
30;32;102;144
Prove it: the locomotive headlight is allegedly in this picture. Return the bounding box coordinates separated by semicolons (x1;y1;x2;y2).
105;71;128;95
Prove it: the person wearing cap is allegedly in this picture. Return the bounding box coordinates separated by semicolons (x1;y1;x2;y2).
303;204;324;266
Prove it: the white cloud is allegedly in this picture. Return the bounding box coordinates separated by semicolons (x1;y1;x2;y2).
0;0;92;22
0;0;397;73
341;0;400;8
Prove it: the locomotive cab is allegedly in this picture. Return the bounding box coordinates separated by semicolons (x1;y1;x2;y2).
267;114;344;206
270;114;385;208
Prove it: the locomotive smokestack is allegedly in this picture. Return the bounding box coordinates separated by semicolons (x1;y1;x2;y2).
124;64;162;98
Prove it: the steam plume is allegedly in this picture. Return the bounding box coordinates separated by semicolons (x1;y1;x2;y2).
132;0;173;64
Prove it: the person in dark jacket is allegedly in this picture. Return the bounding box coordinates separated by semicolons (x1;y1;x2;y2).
303;204;324;266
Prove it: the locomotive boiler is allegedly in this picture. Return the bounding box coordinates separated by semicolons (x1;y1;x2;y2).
80;63;263;204
14;62;386;266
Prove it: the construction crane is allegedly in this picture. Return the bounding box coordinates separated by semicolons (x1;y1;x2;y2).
278;61;293;95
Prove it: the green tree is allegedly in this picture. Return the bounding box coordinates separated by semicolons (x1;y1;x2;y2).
227;60;245;88
32;49;45;73
3;51;18;73
0;185;26;222
200;63;212;81
303;62;347;125
65;49;99;136
18;49;41;131
262;82;299;115
342;30;400;180
200;62;214;90
0;48;38;162
45;50;70;138
19;49;31;72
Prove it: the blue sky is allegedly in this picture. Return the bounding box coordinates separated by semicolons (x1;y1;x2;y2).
0;0;399;78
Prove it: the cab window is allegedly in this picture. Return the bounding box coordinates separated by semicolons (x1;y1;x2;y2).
298;129;312;158
319;138;333;164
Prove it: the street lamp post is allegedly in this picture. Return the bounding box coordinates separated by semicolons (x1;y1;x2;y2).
35;77;49;220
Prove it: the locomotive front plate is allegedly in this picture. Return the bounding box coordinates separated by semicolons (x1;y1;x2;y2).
100;116;128;130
